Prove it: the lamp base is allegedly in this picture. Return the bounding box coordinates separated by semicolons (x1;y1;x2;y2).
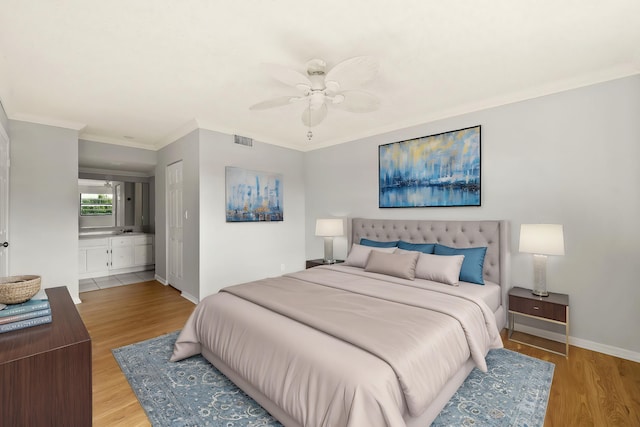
531;254;549;297
531;289;549;297
323;237;335;266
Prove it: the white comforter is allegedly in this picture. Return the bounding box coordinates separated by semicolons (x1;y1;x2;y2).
171;266;502;427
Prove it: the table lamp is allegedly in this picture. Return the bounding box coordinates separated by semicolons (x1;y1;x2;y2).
315;218;344;264
519;224;565;297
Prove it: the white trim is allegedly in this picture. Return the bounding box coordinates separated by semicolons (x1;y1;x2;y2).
155;119;200;149
80;133;157;151
514;324;640;363
0;118;8;141
9;113;86;131
180;291;198;305
154;274;168;285
79;167;152;178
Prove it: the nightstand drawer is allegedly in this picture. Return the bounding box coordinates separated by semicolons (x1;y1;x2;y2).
509;295;567;322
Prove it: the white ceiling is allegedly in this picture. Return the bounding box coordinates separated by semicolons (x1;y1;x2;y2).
1;1;638;153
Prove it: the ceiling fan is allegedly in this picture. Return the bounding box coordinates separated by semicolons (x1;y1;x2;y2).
249;56;380;139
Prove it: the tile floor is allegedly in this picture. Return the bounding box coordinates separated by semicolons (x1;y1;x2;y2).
79;270;156;293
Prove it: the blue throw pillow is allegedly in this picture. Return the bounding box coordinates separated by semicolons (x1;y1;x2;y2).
359;238;399;248
397;241;436;254
434;244;487;285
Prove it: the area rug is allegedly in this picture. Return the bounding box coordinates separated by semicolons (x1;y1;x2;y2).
113;331;554;427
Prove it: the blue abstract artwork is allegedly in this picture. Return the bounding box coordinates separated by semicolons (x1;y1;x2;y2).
225;167;283;222
379;126;481;207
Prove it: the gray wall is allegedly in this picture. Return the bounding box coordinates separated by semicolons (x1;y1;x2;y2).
198;130;306;298
9;121;80;301
304;75;640;357
155;129;306;301
155;130;201;300
79;139;157;174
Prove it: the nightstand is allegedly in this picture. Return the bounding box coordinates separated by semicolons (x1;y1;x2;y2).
508;286;569;357
306;259;344;269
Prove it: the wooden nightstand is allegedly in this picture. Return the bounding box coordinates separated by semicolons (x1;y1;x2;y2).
306;259;344;269
508;286;569;357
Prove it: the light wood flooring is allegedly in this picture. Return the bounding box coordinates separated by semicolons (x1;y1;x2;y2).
77;281;640;427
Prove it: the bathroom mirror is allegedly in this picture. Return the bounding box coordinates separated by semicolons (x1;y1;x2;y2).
79;179;150;229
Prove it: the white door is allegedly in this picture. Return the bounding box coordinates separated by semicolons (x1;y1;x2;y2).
0;125;9;277
167;161;184;290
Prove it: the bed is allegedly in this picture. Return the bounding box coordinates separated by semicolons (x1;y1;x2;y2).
171;218;510;426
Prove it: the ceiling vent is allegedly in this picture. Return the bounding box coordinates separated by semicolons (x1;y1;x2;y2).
234;135;253;147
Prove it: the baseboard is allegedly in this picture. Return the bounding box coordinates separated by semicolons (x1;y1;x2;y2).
514;324;640;363
153;274;196;304
180;292;198;305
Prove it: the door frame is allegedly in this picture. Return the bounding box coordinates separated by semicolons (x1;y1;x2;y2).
0;121;9;276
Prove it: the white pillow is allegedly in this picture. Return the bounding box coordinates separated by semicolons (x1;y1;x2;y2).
415;253;465;286
365;250;419;280
343;243;396;268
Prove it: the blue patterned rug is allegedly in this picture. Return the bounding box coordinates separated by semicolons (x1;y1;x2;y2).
112;331;554;427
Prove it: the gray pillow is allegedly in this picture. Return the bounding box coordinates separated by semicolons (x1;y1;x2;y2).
415;253;465;285
364;250;419;280
343;243;396;268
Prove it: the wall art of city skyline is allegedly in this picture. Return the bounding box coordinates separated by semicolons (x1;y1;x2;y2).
379;125;481;207
225;166;283;222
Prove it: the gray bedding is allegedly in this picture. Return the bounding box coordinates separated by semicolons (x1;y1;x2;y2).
171;266;502;426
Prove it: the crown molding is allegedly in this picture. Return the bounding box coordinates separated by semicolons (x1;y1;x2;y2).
9;112;86;131
80;133;157;151
155;119;200;150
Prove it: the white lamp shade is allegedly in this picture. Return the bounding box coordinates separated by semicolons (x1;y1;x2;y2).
315;218;344;237
519;224;565;256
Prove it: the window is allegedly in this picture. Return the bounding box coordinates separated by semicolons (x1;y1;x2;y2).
80;193;113;216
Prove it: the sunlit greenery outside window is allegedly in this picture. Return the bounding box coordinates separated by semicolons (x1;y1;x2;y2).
80;193;113;216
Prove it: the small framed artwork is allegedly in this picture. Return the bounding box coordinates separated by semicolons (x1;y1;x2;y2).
225;166;283;222
379;125;481;208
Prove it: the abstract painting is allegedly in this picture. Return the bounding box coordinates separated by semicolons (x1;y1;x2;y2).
225;167;283;222
379;126;481;207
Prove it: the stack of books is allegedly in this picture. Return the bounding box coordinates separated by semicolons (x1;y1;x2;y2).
0;291;52;334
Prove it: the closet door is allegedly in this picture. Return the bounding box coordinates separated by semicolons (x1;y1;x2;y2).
167;161;184;290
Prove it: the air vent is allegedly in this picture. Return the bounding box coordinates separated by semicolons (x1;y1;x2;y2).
234;135;253;147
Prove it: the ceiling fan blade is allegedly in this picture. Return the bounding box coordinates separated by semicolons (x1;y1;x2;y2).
325;56;378;88
249;96;299;110
301;103;328;127
334;90;380;113
262;63;311;87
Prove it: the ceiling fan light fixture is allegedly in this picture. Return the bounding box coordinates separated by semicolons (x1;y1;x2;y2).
250;56;380;139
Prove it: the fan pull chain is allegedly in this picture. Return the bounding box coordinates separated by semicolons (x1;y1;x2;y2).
306;100;313;140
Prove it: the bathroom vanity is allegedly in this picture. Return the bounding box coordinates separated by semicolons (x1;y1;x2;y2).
79;233;154;279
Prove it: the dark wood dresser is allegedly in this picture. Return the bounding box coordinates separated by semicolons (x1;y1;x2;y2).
0;286;92;426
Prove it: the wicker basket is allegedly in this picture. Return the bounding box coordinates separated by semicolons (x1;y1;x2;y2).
0;275;41;304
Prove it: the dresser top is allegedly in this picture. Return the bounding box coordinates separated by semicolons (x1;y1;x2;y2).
0;287;91;364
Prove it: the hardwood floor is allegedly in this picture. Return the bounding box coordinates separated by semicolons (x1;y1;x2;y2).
78;281;640;427
77;281;195;427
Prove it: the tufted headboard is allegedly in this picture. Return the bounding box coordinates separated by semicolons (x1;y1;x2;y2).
350;218;510;287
